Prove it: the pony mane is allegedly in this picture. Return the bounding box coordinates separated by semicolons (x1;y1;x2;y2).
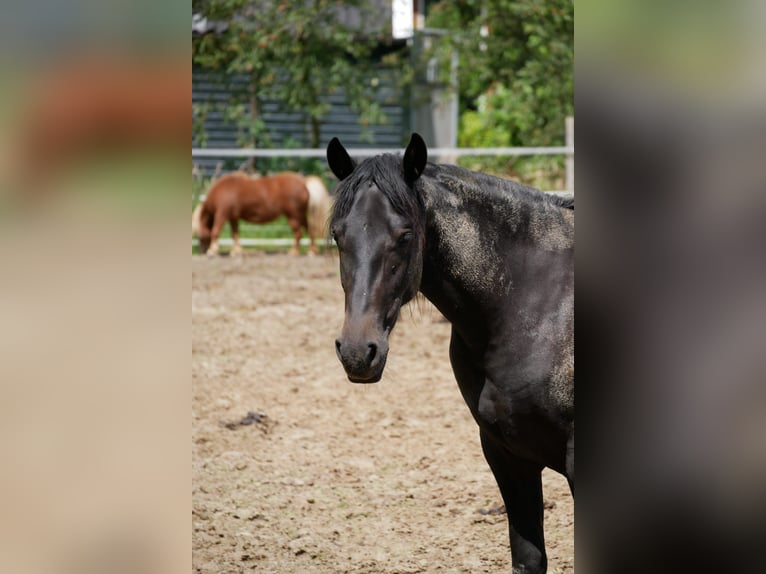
330;154;425;231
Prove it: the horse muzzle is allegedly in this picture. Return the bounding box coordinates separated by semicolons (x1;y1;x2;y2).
334;333;389;384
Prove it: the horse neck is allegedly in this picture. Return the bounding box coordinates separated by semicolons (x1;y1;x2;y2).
417;173;572;343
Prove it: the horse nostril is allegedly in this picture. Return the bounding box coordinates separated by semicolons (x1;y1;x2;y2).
366;343;377;363
335;339;342;355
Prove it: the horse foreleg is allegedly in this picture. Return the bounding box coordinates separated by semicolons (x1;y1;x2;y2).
304;214;318;256
287;217;302;256
208;211;227;257
307;234;318;256
230;219;243;257
480;432;547;574
207;238;220;257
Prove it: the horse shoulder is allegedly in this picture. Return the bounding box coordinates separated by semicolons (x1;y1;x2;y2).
205;173;237;204
480;315;573;422
473;337;572;469
476;281;573;429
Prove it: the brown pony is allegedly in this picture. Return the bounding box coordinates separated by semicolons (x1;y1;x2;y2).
192;172;330;256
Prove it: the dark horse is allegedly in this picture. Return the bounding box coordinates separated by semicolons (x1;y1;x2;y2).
327;134;573;573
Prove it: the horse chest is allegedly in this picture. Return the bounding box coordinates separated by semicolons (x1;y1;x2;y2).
451;341;569;467
481;376;568;467
473;373;538;430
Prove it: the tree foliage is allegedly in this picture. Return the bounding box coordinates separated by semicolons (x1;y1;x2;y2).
192;0;387;149
192;0;573;186
425;0;573;186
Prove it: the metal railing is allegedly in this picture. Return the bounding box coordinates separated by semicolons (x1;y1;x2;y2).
191;146;573;159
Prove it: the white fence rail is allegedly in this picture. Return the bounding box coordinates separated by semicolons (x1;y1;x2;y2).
192;238;318;248
192;146;573;159
193;146;575;196
192;116;574;192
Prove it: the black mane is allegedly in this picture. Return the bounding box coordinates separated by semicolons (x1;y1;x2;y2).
329;155;573;234
426;162;574;212
554;195;575;210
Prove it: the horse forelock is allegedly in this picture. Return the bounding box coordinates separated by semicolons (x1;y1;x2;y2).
329;154;425;234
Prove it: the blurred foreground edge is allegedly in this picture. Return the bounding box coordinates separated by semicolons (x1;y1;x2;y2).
576;67;766;574
8;53;189;202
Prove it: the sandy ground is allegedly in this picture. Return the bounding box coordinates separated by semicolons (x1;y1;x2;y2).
192;253;574;573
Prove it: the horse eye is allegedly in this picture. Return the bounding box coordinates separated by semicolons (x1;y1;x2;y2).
398;231;413;244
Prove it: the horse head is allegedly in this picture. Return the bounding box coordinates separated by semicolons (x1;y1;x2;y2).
327;134;428;383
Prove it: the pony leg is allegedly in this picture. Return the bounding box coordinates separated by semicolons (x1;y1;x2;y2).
207;237;220;257
231;234;243;257
287;217;302;256
480;431;547;574
207;211;227;257
230;219;243;257
307;233;318;256
303;205;317;256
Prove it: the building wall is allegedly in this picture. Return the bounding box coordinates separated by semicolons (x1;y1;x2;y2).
192;65;409;176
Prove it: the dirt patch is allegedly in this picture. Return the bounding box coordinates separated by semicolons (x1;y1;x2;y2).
193;253;574;573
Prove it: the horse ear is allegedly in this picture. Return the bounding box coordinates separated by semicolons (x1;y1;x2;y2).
327;137;356;181
403;132;427;182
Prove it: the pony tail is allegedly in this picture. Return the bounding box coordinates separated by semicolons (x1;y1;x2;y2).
191;202;204;237
305;176;331;241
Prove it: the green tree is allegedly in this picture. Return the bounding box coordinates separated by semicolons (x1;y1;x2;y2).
425;0;573;186
193;0;387;150
427;0;573;145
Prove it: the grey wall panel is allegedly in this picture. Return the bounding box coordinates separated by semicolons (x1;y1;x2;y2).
192;64;408;176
